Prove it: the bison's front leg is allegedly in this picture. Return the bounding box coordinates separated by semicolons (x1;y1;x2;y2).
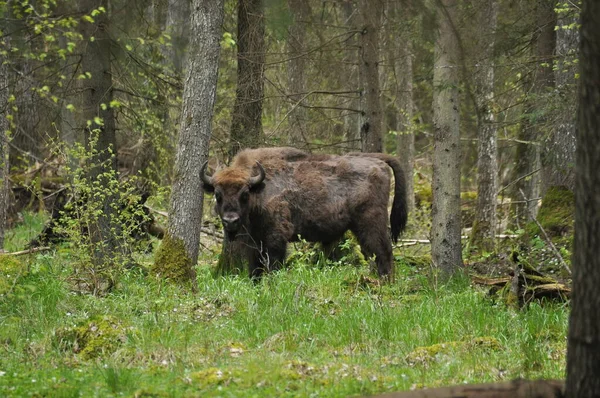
248;240;287;280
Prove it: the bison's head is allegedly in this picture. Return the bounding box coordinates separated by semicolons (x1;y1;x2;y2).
201;161;265;240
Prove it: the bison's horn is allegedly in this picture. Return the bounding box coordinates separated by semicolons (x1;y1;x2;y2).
248;162;265;187
200;160;214;186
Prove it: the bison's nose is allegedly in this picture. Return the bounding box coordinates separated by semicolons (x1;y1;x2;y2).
222;214;240;230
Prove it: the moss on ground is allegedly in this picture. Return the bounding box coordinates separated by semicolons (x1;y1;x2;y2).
54;315;131;360
528;186;574;238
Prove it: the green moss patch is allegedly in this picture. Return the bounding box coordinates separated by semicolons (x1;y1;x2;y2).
528;186;574;238
152;234;194;283
406;336;501;366
54;315;132;360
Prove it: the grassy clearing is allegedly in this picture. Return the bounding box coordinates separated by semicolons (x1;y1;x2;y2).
0;214;567;397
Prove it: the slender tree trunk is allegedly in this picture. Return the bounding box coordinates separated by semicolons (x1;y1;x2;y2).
431;0;463;275
78;0;123;269
470;0;499;252
165;0;191;75
542;6;578;193
389;1;415;213
565;1;600;395
514;0;556;220
0;57;9;249
153;0;224;285
358;0;383;153
286;0;310;147
341;0;361;150
229;0;265;158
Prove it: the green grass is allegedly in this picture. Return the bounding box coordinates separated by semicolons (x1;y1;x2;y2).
0;214;568;397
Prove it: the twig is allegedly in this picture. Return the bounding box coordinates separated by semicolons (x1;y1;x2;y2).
3;246;52;256
497;168;541;195
518;188;572;275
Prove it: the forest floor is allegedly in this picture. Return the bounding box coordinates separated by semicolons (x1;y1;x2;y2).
0;213;568;397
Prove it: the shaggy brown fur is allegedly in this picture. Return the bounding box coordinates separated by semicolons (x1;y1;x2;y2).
202;147;408;279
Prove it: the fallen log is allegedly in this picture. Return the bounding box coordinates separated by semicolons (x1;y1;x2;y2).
368;379;564;398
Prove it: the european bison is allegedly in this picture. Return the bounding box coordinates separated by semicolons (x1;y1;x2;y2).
201;147;407;279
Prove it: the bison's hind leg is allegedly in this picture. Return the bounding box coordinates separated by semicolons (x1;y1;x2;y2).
351;212;394;279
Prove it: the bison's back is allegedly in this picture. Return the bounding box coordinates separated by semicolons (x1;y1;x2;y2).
254;153;392;243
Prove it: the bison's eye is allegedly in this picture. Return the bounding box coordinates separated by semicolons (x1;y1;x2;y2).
240;191;249;203
215;191;223;204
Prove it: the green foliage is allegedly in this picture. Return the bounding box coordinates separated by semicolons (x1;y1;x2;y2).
51;134;151;292
0;255;26;295
527;186;574;238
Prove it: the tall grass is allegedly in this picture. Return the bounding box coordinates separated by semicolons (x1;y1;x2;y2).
0;215;568;397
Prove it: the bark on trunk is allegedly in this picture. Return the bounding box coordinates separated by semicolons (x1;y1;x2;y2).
389;0;415;214
470;0;498;252
358;0;383;153
565;2;600;395
229;0;265;158
513;0;555;221
0;57;9;249
341;0;361;150
541;6;577;193
431;0;463;275
157;0;224;283
286;0;310;147
78;0;122;269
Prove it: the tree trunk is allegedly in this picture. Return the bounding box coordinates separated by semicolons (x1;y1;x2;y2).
0;56;9;249
431;0;463;275
565;1;600;395
341;0;361;150
389;0;415;214
153;0;224;285
541;5;577;193
78;0;123;269
470;0;499;252
286;0;310;147
358;0;383;153
513;0;556;221
229;0;265;158
166;0;191;75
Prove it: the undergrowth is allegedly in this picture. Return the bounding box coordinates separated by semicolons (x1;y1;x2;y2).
0;213;568;397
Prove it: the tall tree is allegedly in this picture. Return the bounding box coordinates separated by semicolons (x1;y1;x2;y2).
566;1;600;395
388;0;416;213
358;0;383;153
0;53;9;249
541;2;578;193
431;0;463;275
513;0;556;219
229;0;265;157
341;0;361;150
152;0;225;284
285;0;310;147
470;0;499;252
77;0;123;269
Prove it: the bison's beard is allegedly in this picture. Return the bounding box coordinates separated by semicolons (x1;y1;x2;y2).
225;230;238;241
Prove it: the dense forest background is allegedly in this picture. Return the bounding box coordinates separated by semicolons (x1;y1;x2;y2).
1;0;598;396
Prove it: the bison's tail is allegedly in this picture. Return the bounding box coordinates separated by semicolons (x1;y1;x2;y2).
349;153;408;242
